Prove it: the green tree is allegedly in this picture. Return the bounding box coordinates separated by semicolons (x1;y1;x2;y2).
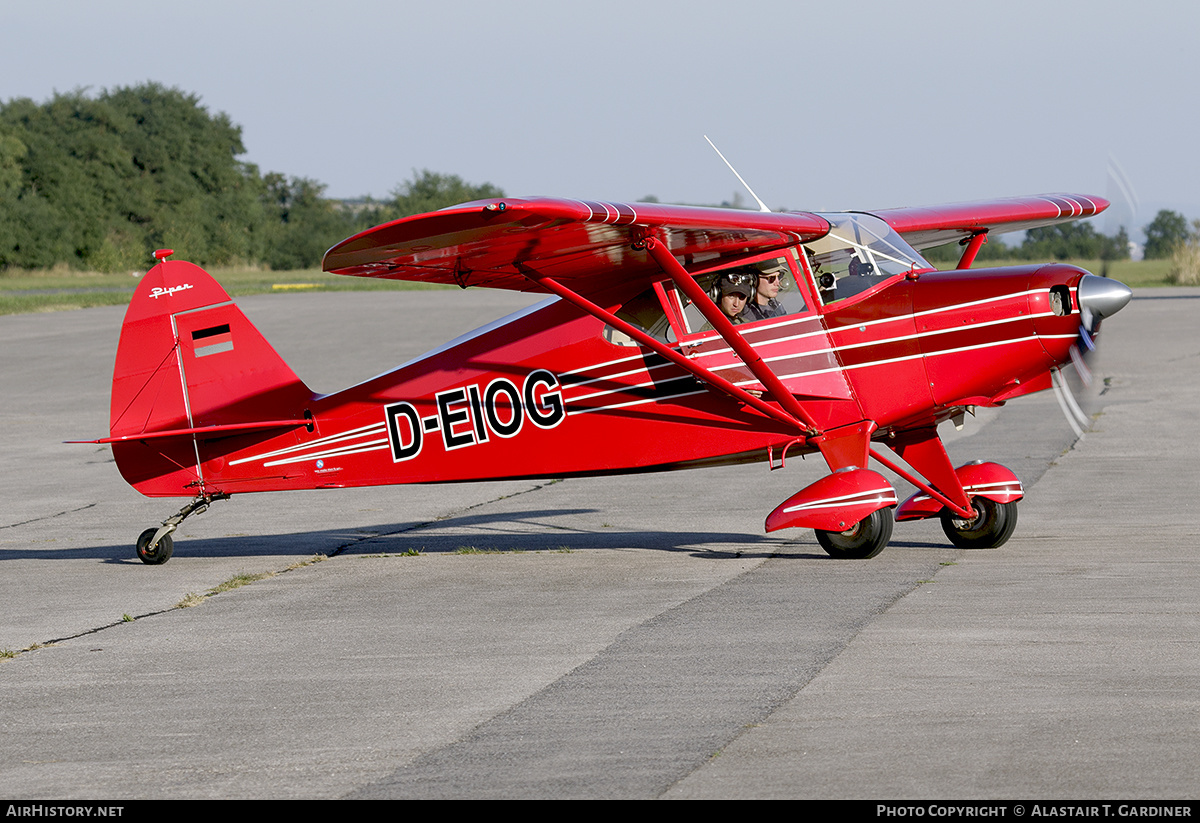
0;83;270;271
0;94;93;268
261;173;355;270
0;85;511;272
0;133;25;194
922;234;1021;264
1143;209;1190;259
1021;222;1108;260
361;169;504;226
1100;226;1130;261
103;83;269;266
923;221;1128;265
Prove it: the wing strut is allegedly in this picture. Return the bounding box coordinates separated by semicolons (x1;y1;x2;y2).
956;230;989;270
517;265;810;435
643;237;821;433
869;447;975;519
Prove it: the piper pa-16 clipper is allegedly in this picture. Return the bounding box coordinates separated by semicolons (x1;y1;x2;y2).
85;192;1132;564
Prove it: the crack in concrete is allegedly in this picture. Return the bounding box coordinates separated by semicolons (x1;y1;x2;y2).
1;481;562;659
1;502;96;530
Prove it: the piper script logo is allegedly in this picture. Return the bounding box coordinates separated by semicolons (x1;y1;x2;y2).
149;283;194;299
384;370;565;462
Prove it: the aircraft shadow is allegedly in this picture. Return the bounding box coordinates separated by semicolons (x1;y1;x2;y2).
5;509;958;563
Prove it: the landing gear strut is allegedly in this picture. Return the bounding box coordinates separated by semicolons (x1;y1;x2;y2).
135;492;230;565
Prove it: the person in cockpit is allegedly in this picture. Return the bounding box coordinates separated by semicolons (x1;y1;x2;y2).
700;270;754;331
745;260;788;321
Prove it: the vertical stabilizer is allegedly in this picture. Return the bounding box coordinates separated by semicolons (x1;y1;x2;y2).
109;258;314;496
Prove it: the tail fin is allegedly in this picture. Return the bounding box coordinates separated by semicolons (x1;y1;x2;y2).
108;257;314;496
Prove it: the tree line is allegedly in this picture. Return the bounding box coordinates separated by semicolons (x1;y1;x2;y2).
0;83;502;272
1;83;1191;273
922;220;1133;265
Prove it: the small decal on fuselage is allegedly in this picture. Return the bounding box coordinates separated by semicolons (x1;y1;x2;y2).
384;369;566;463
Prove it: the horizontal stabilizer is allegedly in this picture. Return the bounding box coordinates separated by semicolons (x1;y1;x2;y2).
70;419;309;445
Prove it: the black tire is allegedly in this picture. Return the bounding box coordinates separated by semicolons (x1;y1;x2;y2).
136;528;174;565
940;498;1018;549
815;509;894;559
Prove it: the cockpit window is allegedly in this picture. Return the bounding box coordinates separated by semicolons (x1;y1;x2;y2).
603;253;810;347
604;286;677;346
805;213;932;304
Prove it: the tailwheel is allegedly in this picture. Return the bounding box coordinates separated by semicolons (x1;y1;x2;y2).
132;491;230;565
815;509;894;559
136;528;174;565
940;497;1018;549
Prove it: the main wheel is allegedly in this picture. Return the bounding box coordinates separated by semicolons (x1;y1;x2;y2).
940;498;1018;549
136;528;174;565
815;509;894;559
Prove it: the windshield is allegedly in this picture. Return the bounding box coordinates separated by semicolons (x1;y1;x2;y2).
805;213;931;304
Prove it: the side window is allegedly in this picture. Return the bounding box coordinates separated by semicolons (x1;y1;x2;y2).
748;252;808;319
601;250;814;346
603;286;676;346
684;254;809;336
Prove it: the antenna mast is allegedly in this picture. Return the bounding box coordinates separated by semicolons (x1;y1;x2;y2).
704;135;771;213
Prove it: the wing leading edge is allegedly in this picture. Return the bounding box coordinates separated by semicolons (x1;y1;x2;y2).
322;197;831;295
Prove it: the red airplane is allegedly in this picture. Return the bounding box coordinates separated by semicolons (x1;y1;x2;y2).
85;193;1133;564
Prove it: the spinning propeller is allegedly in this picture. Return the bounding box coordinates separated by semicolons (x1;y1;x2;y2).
1052;274;1133;436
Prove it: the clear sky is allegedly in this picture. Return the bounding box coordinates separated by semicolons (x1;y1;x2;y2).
3;0;1196;238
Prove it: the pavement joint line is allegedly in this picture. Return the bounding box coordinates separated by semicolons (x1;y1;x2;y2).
1;502;96;530
1;556;328;659
1;480;563;658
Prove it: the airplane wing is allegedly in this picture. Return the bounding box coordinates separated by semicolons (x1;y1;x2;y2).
322;197;830;294
869;193;1109;251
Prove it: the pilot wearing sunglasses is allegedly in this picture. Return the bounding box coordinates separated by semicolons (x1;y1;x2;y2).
745;261;787;321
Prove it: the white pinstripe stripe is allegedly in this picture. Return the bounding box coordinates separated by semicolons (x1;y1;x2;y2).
230;422;387;466
263;440;391;467
782;488;898;514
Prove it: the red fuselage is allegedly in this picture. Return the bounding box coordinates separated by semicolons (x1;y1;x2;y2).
113;259;1089;497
